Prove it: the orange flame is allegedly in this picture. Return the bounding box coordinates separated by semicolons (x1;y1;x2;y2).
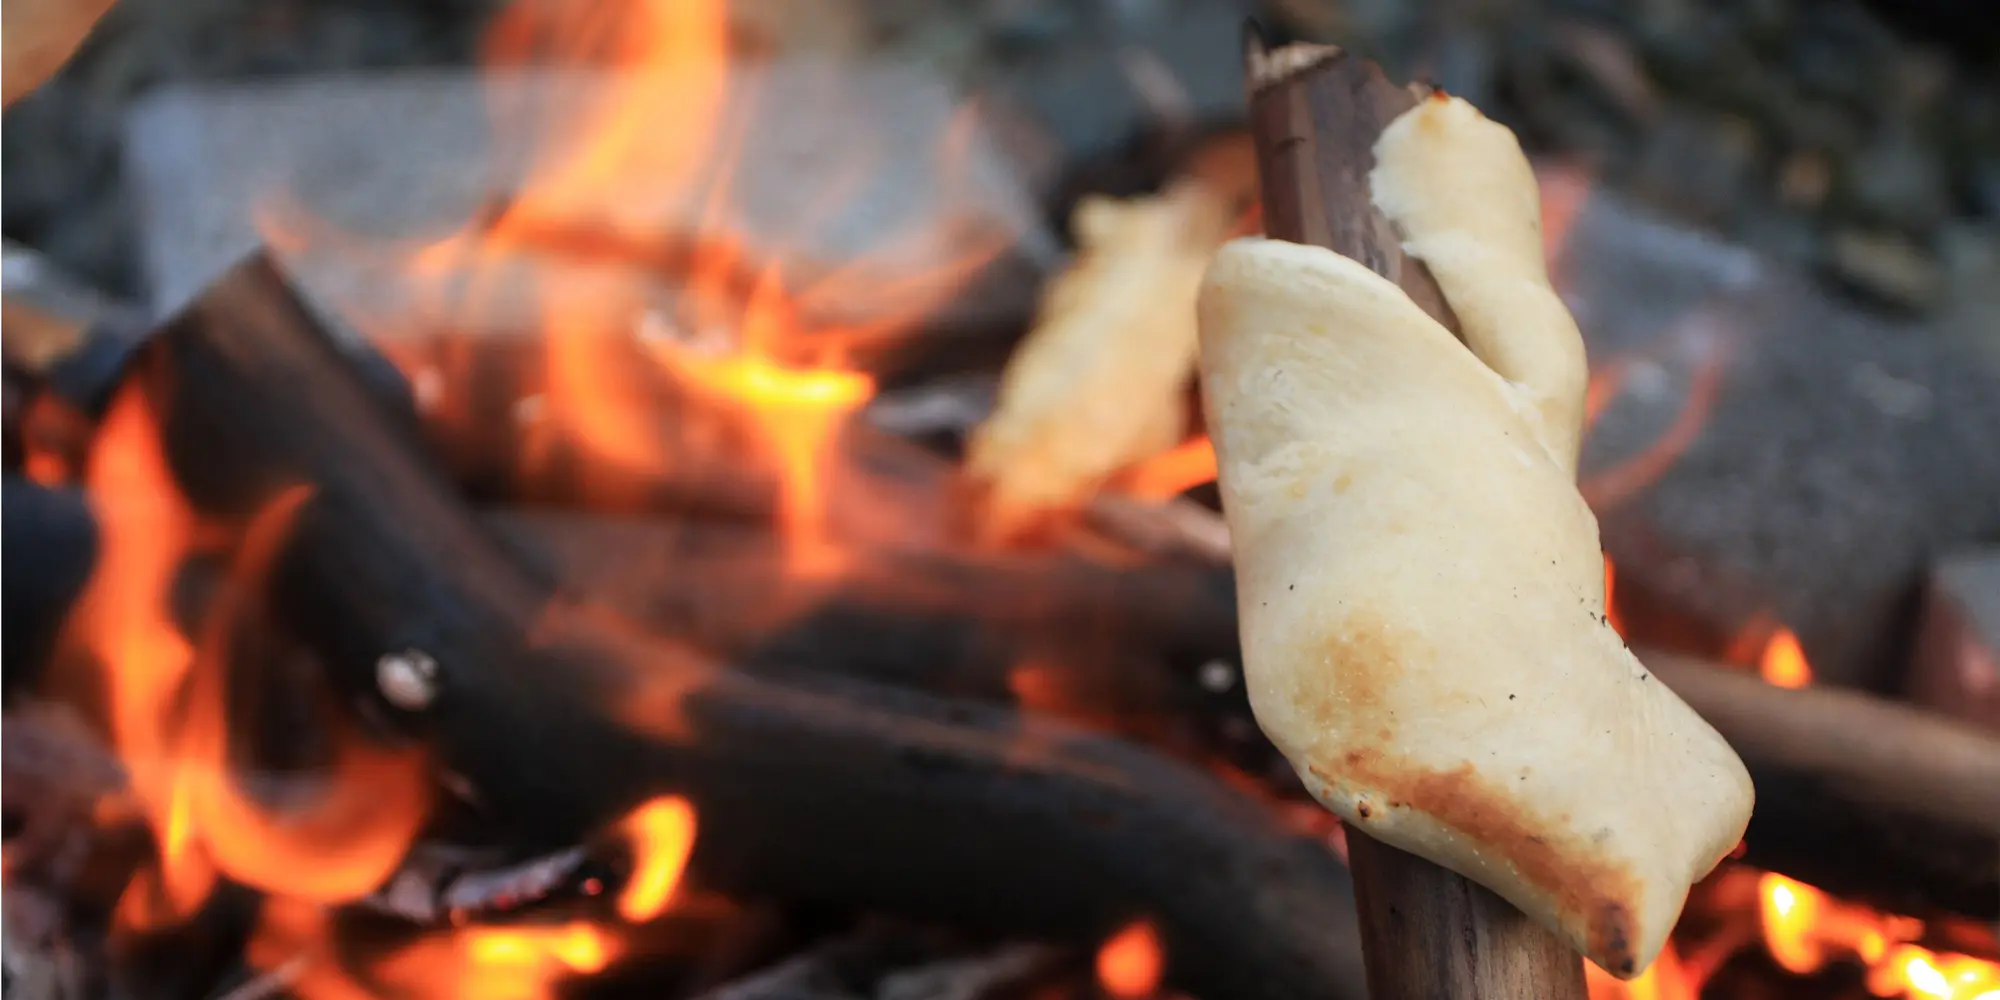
616;795;698;923
1759;874;2000;999
479;0;870;571
242;796;700;1000
374;923;619;1000
74;389;430;933
1115;436;1217;502
1757;628;1813;689
260;0;1009;574
1096;920;1164;998
1602;553;1626;637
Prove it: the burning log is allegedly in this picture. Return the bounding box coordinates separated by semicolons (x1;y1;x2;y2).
1241;32;1590;1000
490;509;1241;742
1637;650;2000;922
495;503;2000;925
126;250;1369;1000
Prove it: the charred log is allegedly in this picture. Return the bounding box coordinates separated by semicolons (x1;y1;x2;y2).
131;251;1367;1000
508;505;2000;923
2;477;97;698
489;509;1251;763
1639;650;2000;921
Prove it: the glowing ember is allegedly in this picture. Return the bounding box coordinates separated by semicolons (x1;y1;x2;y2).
616;795;698;923
1096;920;1164;998
1757;628;1813;690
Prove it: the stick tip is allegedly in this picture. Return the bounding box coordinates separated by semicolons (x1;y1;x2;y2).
1241;17;1270;63
1244;35;1347;92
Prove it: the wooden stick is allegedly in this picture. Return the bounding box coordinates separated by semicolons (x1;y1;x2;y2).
1241;26;1590;999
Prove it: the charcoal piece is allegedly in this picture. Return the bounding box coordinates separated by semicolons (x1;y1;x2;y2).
2;476;97;696
1565;191;2000;690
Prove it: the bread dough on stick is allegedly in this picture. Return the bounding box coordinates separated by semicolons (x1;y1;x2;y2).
967;180;1232;541
1195;95;1752;978
5;0;121;107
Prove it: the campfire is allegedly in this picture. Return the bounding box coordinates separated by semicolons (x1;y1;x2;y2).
5;1;1999;999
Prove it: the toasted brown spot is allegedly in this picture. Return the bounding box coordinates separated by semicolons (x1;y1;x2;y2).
1310;754;1642;972
1303;607;1422;732
1333;471;1355;494
1298;608;1642;966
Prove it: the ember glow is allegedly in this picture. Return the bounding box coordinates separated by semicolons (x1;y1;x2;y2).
1096;920;1165;998
1756;628;1813;689
248;897;626;1000
370;922;620;1000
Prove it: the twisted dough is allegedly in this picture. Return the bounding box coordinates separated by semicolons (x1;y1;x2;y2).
1196;95;1752;978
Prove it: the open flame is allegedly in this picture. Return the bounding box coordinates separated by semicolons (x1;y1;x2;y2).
261;0;1007;575
456;0;878;573
1760;874;1999;1000
237;794;697;1000
71;388;432;935
67;0;1004;990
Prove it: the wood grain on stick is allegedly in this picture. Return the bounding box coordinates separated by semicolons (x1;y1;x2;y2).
1241;26;1589;1000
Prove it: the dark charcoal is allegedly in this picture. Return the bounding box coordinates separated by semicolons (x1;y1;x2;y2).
2;477;98;698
